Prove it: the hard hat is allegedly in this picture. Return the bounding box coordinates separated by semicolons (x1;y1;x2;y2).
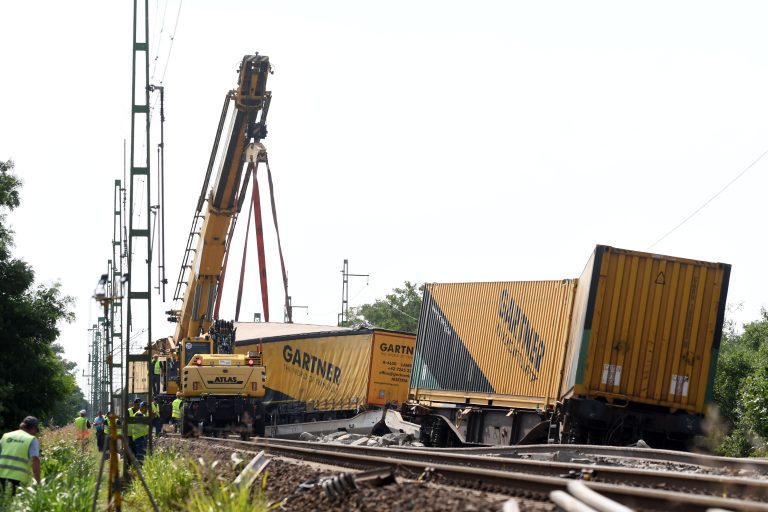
79;410;87;415
140;401;147;408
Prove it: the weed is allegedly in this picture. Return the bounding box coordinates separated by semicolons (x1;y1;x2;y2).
184;457;272;512
123;447;196;511
124;447;272;512
2;426;98;512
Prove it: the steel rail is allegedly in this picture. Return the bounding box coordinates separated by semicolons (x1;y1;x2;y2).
171;436;768;512
432;443;768;474
243;437;768;501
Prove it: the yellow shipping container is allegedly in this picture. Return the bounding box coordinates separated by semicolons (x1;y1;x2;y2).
560;245;731;414
410;280;576;410
368;331;415;406
234;324;415;411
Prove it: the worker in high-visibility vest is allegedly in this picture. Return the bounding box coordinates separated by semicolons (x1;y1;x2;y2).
103;412;111;451
133;402;150;462
74;410;90;452
171;392;183;433
152;354;162;395
0;416;41;494
127;399;140;456
151;401;161;437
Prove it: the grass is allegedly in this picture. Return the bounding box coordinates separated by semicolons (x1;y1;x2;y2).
0;425;98;512
0;427;272;511
122;446;196;511
123;445;273;511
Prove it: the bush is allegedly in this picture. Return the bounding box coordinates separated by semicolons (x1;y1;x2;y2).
710;310;768;456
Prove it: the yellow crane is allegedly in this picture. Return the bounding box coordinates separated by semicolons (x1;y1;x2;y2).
162;53;287;437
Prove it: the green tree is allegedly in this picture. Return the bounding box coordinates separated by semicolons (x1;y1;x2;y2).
713;335;756;426
712;309;768;456
48;344;87;426
0;159;76;430
345;281;423;333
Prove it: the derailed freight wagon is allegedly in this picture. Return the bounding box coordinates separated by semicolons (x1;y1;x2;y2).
407;245;730;449
234;323;416;426
407;280;577;446
558;245;730;447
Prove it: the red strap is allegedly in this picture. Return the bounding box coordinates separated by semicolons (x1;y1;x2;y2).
234;180;253;322
252;165;270;322
265;159;291;322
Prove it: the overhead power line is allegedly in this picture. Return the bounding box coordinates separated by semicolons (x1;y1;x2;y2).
149;0;171;84
159;0;183;84
647;146;768;250
383;301;419;321
149;0;184;124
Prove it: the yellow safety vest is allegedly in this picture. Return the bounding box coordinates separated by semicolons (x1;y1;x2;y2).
128;408;137;438
153;359;162;375
74;416;87;431
172;399;182;419
133;412;149;439
0;430;34;485
151;402;159;417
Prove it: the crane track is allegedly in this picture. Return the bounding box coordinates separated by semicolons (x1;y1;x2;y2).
169;435;768;511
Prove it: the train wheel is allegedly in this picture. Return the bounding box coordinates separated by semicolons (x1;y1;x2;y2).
253;404;265;437
560;416;585;444
236;420;251;440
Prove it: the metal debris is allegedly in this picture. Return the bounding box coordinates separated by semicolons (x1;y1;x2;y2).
550;481;634;512
321;473;358;500
234;450;270;488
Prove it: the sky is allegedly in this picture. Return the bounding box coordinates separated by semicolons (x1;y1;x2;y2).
1;1;767;394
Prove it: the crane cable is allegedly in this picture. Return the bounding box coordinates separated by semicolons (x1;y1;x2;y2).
265;158;291;323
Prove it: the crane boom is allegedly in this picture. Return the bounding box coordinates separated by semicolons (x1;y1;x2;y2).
170;54;272;346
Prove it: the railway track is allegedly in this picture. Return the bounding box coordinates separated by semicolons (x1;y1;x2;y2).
170;435;768;511
435;443;768;474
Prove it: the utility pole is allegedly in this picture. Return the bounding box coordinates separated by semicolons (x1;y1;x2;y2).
284;296;308;323
126;0;154;465
88;324;99;416
338;259;369;326
110;179;125;412
88;317;109;416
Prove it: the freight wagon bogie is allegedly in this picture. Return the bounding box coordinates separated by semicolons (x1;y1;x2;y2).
555;398;700;449
405;405;551;447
